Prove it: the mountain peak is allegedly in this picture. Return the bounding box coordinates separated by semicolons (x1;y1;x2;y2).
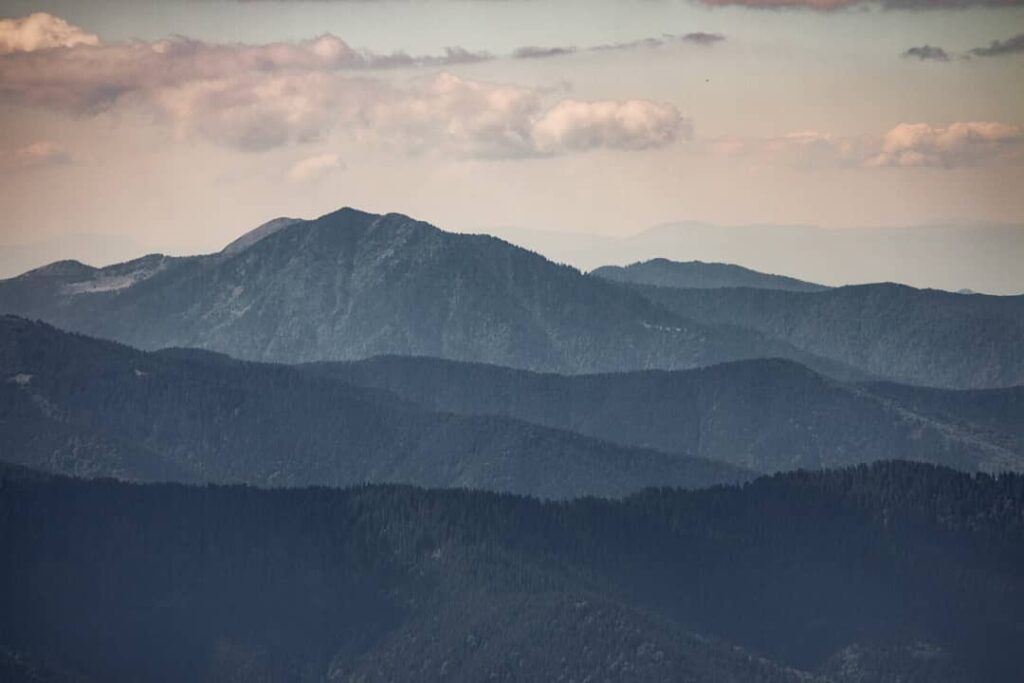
591;258;826;292
221;216;302;256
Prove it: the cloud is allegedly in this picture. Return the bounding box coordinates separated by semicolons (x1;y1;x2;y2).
712;122;1023;169
680;32;727;45
513;46;578;60
0;140;70;172
0;12;99;54
866;121;1023;168
531;99;687;154
287;152;343;183
902;45;950;61
364;73;687;158
505;33;728;62
0;13;688;157
697;0;1023;9
900;35;1023;62
969;34;1024;57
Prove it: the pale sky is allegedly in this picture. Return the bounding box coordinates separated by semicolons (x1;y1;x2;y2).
0;0;1022;266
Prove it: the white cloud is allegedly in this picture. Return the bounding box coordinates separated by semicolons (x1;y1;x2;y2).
287;153;343;183
0;12;99;55
866;122;1024;168
0;15;689;158
532;99;686;154
363;74;687;158
709;130;863;167
712;122;1023;169
698;0;1024;9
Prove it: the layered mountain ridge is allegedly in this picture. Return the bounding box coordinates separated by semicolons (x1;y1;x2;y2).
0;315;745;498
0;205;995;385
591;258;827;292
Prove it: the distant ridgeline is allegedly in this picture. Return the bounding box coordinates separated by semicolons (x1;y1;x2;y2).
591;258;828;292
1;461;1021;682
1;207;1022;388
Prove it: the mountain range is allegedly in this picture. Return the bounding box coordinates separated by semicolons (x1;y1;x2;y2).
2;461;1020;682
485;221;1024;295
1;207;1022;388
3;316;1021;492
2;205;1023;683
632;283;1024;389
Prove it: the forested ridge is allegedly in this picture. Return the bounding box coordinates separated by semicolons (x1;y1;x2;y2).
633;282;1024;388
1;461;1021;682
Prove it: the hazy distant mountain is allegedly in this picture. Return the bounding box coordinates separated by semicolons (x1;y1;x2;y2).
632;283;1024;389
0;316;744;498
3;207;1021;387
591;258;826;292
2;461;1019;681
311;355;1024;474
484;221;1024;295
0;207;858;378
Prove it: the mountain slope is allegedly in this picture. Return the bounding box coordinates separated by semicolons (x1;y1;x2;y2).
591;258;826;292
632;282;1024;389
0;316;744;498
1;461;1020;681
0;208;864;378
308;355;1024;473
220;216;301;255
3;208;1018;387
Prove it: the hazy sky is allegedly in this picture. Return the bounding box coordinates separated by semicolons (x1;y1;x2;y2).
0;0;1022;261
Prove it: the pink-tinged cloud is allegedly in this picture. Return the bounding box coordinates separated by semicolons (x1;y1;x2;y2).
698;0;1023;8
867;122;1023;168
0;12;99;54
532;99;686;154
710;130;865;166
364;74;687;158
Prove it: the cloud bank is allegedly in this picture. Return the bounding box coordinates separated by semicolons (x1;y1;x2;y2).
969;34;1024;57
0;140;70;172
287;153;343;183
698;0;1023;9
715;122;1023;169
518;33;727;60
902;45;950;61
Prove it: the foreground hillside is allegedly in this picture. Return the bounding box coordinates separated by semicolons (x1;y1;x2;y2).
5;317;1023;485
314;355;1024;473
0;208;848;377
634;282;1024;389
0;316;743;498
1;461;1021;682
